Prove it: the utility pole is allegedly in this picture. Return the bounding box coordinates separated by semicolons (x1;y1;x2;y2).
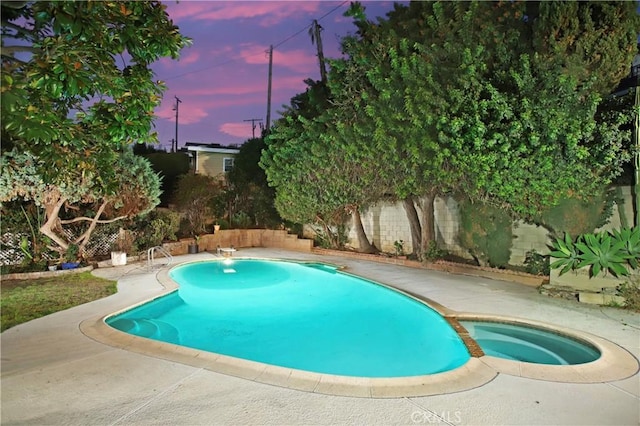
244;118;263;139
266;45;273;131
173;96;182;152
309;19;327;83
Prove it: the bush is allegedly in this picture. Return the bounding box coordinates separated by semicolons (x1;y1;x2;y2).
535;189;616;238
617;278;640;311
423;240;448;261
524;249;550;276
549;227;639;278
143;152;190;206
231;211;252;229
458;199;513;268
172;174;222;236
313;223;348;250
131;209;180;250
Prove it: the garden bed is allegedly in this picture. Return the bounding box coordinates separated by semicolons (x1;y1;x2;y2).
311;247;547;287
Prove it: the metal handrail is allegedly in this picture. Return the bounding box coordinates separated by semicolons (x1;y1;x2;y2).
147;246;173;270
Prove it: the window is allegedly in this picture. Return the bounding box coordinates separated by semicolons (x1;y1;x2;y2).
223;157;234;172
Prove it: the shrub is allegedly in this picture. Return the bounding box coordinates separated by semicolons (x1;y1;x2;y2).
172;174;222;236
131;209;180;250
143;152;190;206
458;199;513;268
549;227;639;278
231;211;252;229
535;189;616;238
523;249;550;276
617;278;640;311
423;240;448;261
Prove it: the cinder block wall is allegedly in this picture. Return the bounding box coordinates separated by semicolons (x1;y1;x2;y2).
346;185;634;266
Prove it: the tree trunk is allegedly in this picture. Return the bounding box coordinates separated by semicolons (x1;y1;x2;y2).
76;201;108;257
40;197;69;253
317;216;337;248
402;197;422;258
352;207;378;254
420;192;437;256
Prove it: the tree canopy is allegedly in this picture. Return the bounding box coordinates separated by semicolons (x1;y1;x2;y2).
2;1;189;165
0;1;190;258
261;0;638;256
0;149;161;257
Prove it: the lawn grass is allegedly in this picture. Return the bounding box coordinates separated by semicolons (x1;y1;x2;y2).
1;271;117;332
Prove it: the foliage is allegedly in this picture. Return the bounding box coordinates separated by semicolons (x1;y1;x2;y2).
550;228;639;277
418;1;635;220
0;150;161;256
616;278;640;312
458;199;513;268
172;173;222;237
0;201;56;264
535;189;616;238
576;233;628;277
262;1;637;257
142;152;191;206
524;250;550;276
0;1;188;255
548;233;582;275
129;209;180;251
231;211;252;229
312;223;349;250
611;227;640;270
227;138;281;228
64;243;79;262
0;272;116;331
422;240;448;262
262;79;385;252
2;1;190;170
393;240;405;257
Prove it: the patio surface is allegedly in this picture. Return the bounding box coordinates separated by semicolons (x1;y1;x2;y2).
1;248;639;425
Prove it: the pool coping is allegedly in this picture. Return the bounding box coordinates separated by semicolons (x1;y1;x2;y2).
79;257;639;398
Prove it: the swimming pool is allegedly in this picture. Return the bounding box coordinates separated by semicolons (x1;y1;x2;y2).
107;259;470;377
83;254;639;397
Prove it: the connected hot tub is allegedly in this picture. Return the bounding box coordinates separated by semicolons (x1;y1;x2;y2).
459;320;600;365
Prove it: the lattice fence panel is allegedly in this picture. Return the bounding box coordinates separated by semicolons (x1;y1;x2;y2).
0;226;120;266
0;232;27;266
61;225;119;258
0;232;57;266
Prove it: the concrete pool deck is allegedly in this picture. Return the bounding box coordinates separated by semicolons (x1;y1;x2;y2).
2;248;639;425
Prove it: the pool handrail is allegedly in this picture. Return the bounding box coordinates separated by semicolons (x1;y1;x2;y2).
147;246;173;270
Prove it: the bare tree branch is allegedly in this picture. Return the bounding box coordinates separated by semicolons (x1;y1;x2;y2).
1;45;38;56
60;215;127;225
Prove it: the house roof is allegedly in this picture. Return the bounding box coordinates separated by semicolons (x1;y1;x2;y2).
185;142;240;154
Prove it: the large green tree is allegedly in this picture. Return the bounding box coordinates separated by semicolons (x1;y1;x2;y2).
342;1;637;248
263;79;385;252
1;1;189;255
262;0;638;257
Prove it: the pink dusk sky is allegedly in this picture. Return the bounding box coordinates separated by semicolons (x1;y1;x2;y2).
151;0;402;150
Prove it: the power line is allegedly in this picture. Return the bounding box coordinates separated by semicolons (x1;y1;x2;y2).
162;1;348;82
243;118;263;138
274;1;347;49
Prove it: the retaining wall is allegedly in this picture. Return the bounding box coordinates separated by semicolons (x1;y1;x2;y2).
161;229;313;256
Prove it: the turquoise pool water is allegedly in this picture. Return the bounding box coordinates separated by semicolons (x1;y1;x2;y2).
460;321;600;365
107;259;470;377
